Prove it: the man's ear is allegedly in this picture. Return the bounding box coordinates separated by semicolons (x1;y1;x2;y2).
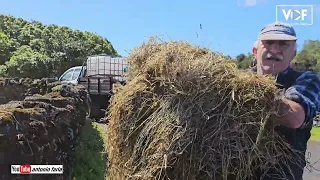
291;41;297;60
290;50;297;61
252;47;257;58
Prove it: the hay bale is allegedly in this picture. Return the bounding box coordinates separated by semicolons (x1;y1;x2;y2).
106;38;293;180
112;82;125;94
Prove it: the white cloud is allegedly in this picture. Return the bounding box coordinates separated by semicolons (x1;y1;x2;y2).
238;0;268;7
245;0;256;6
314;4;320;14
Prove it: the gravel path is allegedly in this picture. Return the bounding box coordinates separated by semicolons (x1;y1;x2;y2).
303;141;320;180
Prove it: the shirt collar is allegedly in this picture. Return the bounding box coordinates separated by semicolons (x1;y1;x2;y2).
277;66;291;76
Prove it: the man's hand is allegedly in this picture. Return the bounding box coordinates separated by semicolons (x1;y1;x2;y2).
272;94;306;128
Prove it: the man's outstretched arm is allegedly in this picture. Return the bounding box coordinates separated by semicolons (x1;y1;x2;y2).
273;71;320;128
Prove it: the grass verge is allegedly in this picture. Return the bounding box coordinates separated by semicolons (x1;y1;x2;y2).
310;127;320;141
71;119;108;180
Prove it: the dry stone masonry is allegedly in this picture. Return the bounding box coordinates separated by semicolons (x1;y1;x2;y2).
0;78;90;180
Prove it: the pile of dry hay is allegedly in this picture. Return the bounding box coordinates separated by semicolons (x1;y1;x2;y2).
106;38;293;180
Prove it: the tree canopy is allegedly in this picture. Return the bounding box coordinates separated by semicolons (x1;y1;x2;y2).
235;53;255;69
0;14;118;78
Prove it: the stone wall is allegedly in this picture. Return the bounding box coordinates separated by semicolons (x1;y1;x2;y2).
0;78;89;180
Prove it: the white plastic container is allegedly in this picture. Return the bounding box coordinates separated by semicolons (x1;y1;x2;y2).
86;55;128;81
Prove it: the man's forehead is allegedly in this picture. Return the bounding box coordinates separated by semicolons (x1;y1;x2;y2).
261;40;295;43
255;40;296;49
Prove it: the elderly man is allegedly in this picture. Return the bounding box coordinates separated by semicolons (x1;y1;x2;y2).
251;22;320;180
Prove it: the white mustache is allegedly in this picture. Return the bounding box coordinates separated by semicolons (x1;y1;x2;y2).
266;53;283;61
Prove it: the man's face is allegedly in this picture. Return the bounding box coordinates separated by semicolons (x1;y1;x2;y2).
253;40;296;76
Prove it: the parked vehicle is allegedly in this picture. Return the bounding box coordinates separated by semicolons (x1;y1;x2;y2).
58;66;84;84
58;54;129;120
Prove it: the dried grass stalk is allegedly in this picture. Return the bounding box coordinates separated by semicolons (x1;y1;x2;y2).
106;38;293;180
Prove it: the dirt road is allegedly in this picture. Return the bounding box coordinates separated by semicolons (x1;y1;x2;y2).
303;141;320;180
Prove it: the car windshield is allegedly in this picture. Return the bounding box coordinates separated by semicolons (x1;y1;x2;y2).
60;70;74;81
71;68;81;80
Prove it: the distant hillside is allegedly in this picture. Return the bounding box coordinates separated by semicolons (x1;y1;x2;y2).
0;14;118;78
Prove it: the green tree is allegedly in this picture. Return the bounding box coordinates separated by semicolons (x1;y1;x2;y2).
236;53;255;69
5;46;49;78
0;14;118;77
292;40;320;74
0;32;16;64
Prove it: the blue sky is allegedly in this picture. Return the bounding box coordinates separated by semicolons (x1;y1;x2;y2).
1;0;319;58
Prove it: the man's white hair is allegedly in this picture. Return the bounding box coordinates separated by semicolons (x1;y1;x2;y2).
253;40;297;51
254;40;258;48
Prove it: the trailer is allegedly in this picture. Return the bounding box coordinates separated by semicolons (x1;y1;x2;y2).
58;54;128;120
